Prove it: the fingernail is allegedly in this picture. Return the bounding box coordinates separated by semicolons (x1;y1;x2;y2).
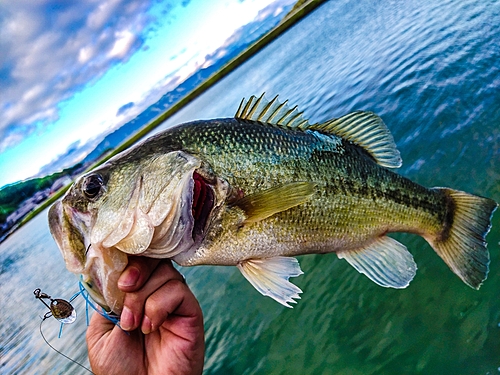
142;315;152;335
118;267;140;288
120;306;134;331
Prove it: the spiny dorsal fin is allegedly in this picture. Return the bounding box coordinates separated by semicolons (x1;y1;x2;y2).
235;93;311;129
236;94;402;168
310;111;402;168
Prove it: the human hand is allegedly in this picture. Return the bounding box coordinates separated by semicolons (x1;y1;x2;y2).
86;257;205;375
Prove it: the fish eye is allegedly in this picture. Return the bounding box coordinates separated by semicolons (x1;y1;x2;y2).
82;174;104;199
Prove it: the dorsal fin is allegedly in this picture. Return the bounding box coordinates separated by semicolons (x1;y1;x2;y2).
310;111;402;168
235;94;402;168
235;93;311;129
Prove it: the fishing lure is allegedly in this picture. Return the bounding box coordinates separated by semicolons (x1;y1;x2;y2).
33;288;77;324
34;285;121;374
34;287;94;373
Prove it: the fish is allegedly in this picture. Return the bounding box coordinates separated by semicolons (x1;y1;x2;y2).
48;94;497;312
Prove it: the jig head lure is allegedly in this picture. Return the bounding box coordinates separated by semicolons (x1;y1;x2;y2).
34;287;94;374
33;288;77;324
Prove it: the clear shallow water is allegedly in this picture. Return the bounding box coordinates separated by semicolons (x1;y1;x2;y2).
2;0;500;373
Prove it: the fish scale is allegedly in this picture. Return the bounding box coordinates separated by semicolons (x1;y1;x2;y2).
166;120;340;186
162;119;445;265
49;94;497;310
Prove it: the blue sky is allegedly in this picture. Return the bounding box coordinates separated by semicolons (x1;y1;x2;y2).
0;0;294;188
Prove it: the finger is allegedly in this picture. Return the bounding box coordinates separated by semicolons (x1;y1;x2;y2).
141;279;203;335
118;256;161;292
120;260;185;331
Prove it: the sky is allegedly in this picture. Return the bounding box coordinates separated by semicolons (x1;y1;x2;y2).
0;0;294;188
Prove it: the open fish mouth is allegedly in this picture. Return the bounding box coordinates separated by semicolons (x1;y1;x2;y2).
192;172;215;241
78;170;215;313
49;150;227;313
82;171;215;313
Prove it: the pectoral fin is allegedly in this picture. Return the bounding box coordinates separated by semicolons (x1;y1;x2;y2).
337;236;417;288
236;182;316;223
237;257;304;308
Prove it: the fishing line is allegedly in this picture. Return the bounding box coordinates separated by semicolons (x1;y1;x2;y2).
78;280;122;327
35;283;124;374
39;318;95;375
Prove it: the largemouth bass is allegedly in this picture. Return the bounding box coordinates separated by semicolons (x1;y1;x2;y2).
48;94;497;312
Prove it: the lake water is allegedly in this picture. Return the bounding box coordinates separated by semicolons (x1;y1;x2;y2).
1;0;500;373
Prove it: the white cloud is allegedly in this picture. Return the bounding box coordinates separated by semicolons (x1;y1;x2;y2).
108;30;137;59
22;84;45;102
87;0;121;30
0;0;154;153
78;45;95;64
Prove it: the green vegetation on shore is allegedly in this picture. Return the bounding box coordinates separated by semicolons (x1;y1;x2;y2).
2;0;327;237
0;164;82;223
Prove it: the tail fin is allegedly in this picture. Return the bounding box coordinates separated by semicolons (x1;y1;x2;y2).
429;188;497;289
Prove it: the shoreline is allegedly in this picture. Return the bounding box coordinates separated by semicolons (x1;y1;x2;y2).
2;0;327;243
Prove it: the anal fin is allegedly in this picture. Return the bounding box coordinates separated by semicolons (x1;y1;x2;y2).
237;257;304;308
337;236;417;288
